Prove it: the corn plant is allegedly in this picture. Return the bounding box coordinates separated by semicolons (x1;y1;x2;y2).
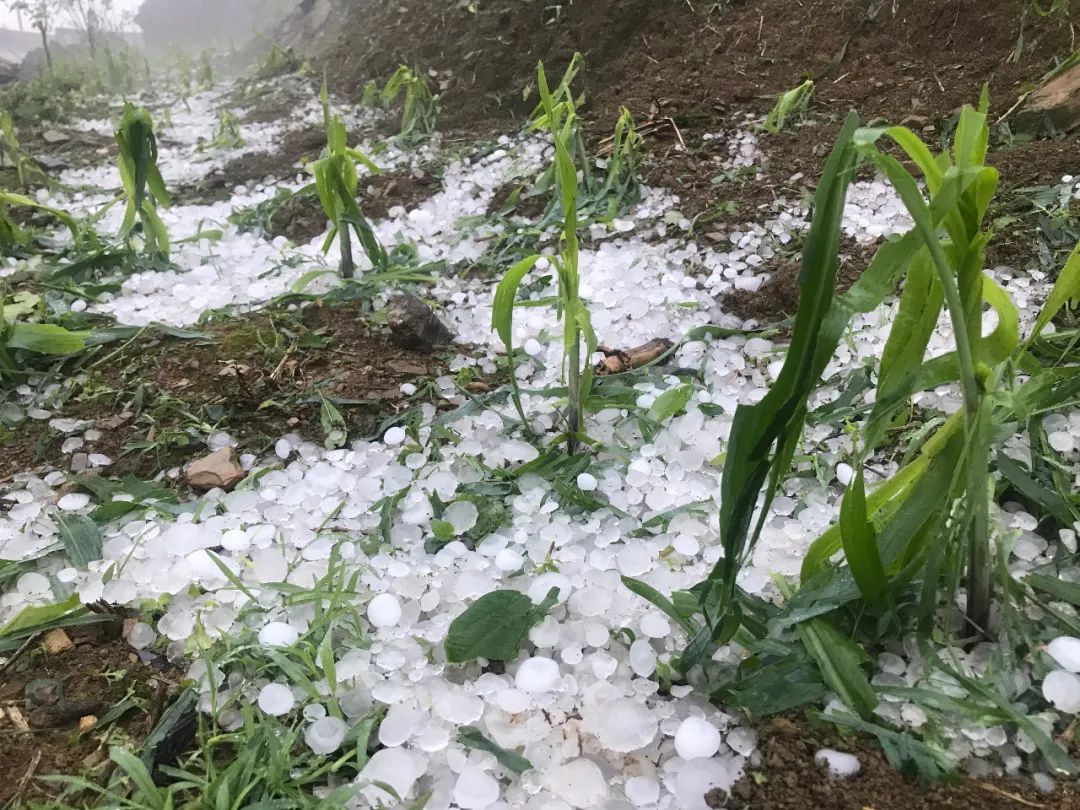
375;65;438;141
493;61;597;453
762;79;814;133
633;94;1080;695
526;55;642;222
197;48;214;89
115;103;171;260
200;110;244;151
0;112;48;190
309;82;387;279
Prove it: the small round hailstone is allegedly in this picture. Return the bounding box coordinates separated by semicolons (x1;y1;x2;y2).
305;715;347;754
592;699;657;752
545;758;608;808
628;639;657;676
835;462;855;487
368;593;402;628
515;656;561;693
1043;669;1080;713
523;338;543;357
815;749;861;779
496;688;530;714
274;438;291;459
453;767;500;809
625;776;660;806
576;472;598;491
383;426;406;446
258;621;299;647
1047;637;1080;673
127;622;156;649
57;492;90;511
257;683;295;716
675;757;741;810
674;716;722;760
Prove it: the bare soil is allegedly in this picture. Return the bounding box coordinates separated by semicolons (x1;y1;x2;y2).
729;715;1080;809
0;625;183;806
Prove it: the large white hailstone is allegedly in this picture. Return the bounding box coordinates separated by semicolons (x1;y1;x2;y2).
444;500;479;534
814;749;861;779
544;759;608;808
576;472;598;491
453;767;500;809
1047;637;1080;673
304;716;347;754
378;703;418;747
257;683;295;716
587;699;657;752
360;748;419;804
258;621;299;647
515;657;561;693
674;716;722;760
367;593;402;628
674;756;744;810
1042;669;1080;713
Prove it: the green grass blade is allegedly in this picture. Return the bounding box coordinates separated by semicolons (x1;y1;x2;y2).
839;470;886;605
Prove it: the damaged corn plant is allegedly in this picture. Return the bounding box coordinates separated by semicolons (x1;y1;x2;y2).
363;64;438;141
628;93;1080;768
309;81;387;279
115;103;172;260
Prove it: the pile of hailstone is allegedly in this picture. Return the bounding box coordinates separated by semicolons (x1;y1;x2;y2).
2;72;1079;810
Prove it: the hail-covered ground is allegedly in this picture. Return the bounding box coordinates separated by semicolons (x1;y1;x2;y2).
2;79;1079;808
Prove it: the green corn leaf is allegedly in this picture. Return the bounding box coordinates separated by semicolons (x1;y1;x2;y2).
459;726;533;774
996;453;1077;526
6;323;86;355
621;575;701;636
53;513;103;568
1028;242;1080;346
1026;572;1080;605
0;594;82;639
648;384;693;423
839;470;886;605
491;255;541;352
445;588;556;663
707;112;861;614
0;191;81;244
797;619;876;719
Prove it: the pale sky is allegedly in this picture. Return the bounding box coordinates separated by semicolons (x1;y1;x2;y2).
0;0;145;31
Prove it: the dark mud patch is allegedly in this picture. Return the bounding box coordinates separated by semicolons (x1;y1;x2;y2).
62;302;459;480
266;168;441;244
174;128;327;204
0;625;182;807
721;242;874;324
729;714;1080;809
486;181;549;220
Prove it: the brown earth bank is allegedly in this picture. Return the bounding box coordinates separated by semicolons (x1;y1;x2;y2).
313;0;1076;132
729;715;1080;809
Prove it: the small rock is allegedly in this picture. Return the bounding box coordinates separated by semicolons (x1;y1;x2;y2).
1015;63;1080;135
185;447;245;491
25;678;63;708
42;629;74;654
42;129;69;144
78;715;97;731
386;294;454;350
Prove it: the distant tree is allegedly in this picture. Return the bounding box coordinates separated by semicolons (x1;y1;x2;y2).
62;0;128;57
7;0;60;71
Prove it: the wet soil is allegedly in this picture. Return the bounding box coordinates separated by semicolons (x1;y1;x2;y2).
729;715;1080;809
174;128;327;204
0;625;182;806
0;301;460;485
722;241;877;324
267;167;442;244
